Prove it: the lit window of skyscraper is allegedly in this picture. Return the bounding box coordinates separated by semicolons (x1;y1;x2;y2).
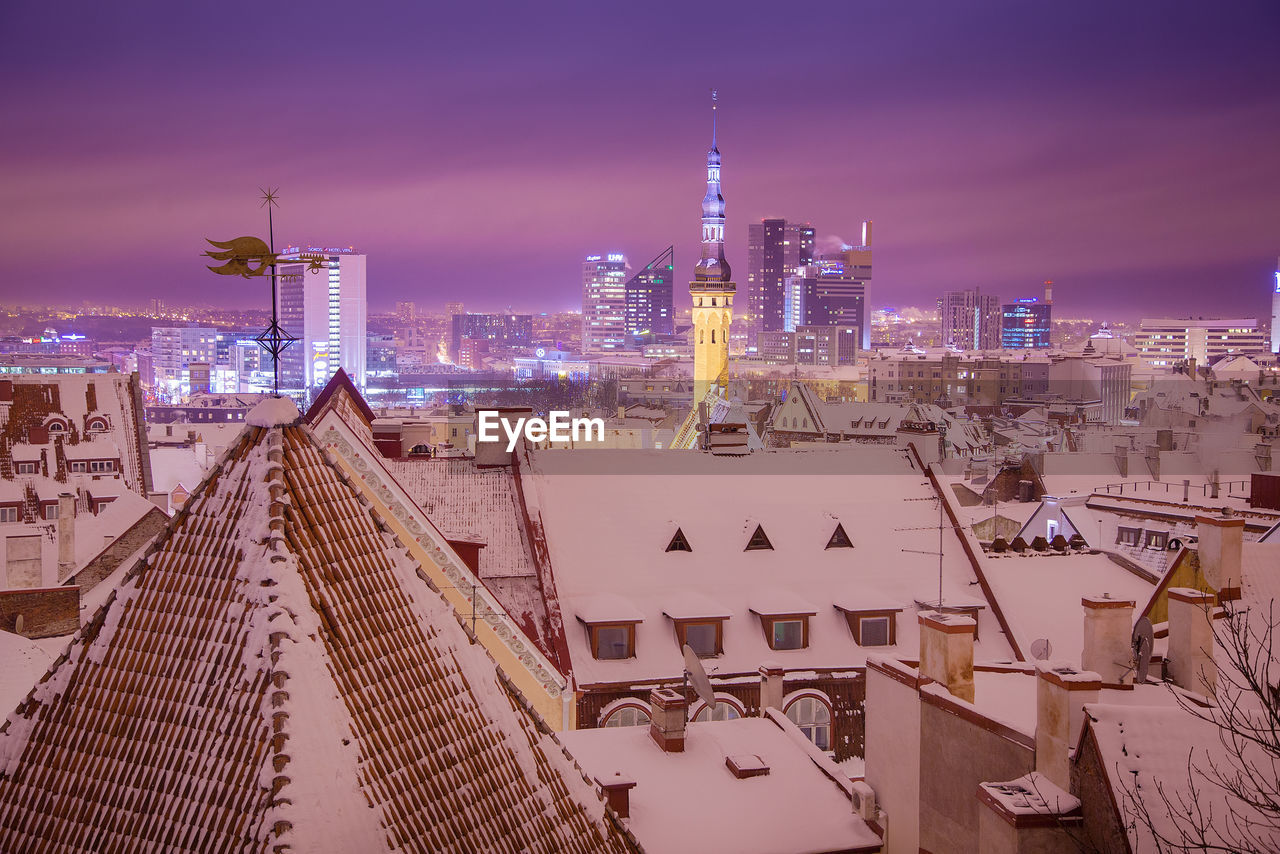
582;254;629;352
276;246;367;393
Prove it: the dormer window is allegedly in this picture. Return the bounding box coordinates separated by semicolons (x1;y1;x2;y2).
674;620;723;657
578;596;644;661
46;420;66;433
86;417;109;432
769;618;805;650
745;524;773;551
825;523;853;549
666;528;692;553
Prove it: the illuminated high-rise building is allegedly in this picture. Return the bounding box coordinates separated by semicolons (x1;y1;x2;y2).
747;219;813;334
581;253;629;352
624;246;675;339
277;245;367;393
1000;284;1054;349
690;92;735;402
941;287;1001;350
1271;257;1280;354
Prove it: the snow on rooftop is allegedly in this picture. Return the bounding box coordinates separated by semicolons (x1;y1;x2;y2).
0;631;52;718
560;716;881;854
526;446;1014;686
976;551;1154;662
245;395;300;427
980;772;1079;816
1086;703;1280;852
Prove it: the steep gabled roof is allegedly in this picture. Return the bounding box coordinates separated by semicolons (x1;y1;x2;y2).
303;368;376;431
0;399;632;853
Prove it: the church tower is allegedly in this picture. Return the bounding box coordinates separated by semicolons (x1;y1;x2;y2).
690;90;735;402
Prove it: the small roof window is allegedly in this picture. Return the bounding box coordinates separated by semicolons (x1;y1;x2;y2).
745;524;773;551
666;528;692;553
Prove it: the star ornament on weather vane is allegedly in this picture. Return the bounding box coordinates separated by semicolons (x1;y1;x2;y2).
202;188;319;394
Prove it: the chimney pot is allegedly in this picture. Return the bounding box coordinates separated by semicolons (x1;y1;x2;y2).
648;688;688;753
1035;662;1101;790
596;773;637;819
759;662;785;714
918;611;976;703
1081;597;1136;687
1195;514;1244;601
1167;588;1217;697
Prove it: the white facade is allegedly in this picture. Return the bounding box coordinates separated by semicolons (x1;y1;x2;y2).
149;327;216;397
581;254;628;353
278;247;367;390
1271;259;1279;354
1134;317;1268;367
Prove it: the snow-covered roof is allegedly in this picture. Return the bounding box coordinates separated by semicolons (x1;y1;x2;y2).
1085;703;1280;853
0;631;51;720
560;713;882;854
0;419;634;853
526;446;1016;686
146;445;209;496
978;550;1156;665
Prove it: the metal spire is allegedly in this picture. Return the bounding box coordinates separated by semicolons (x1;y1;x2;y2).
711;88;718;149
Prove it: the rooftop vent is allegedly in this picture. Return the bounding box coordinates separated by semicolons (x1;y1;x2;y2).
725;754;770;779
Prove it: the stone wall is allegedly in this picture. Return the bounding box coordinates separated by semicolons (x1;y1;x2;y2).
0;585;79;638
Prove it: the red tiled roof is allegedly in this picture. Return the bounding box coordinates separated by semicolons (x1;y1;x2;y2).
0;419;633;852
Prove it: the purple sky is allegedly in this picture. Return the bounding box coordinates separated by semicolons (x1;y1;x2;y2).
2;1;1278;320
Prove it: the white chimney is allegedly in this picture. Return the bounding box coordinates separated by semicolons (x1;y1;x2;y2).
918;611;975;703
1167;588;1216;698
1035;663;1100;790
57;492;76;575
759;662;785;713
1195;511;1244;602
1081;597;1135;687
648;688;688;753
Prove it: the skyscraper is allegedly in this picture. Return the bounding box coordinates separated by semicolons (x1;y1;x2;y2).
277;245;367;392
690;92;735;402
581;254;628;352
624;246;675;339
781;261;867;344
747;219;814;335
1272;257;1280;354
1000;299;1053;349
941;288;1001;350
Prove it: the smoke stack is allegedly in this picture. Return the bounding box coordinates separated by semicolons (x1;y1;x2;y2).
648;688;688;753
861;220;873;248
1081;597;1135;687
1043;280;1053;305
1167;588;1216;698
759;662;785;713
57;492;76;576
1195;510;1244;602
918;611;975;702
1035;663;1100;790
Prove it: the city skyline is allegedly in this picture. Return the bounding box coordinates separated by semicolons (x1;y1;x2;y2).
2;2;1279;319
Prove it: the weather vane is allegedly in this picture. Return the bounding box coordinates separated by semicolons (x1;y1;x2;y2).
203;188;322;395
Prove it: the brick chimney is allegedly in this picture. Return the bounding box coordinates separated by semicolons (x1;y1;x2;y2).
918;611;975;703
1167;588;1216;698
57;492;76;576
648;688;687;753
596;773;636;819
1113;444;1128;478
1035;663;1101;790
1081;597;1135;688
1195;510;1244;602
759;662;785;713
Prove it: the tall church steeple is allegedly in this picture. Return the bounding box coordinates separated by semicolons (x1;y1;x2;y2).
690;90;735;402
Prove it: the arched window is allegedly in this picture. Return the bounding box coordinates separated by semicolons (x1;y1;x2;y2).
600;701;651;728
699;329;705;344
711;329;716;344
692;694;744;722
46;420;66;433
784;692;832;751
86;417;108;432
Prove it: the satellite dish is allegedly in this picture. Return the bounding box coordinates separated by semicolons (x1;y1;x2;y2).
1132;617;1154;683
682;644;716;710
1167;538;1182;551
1030;638;1053;661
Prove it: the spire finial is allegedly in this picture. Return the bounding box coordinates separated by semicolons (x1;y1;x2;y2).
710;88;718;147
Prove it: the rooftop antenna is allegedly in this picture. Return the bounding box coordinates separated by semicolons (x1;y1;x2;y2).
1030;638;1053;661
682;644;716;721
1131;617;1154;683
898;494;947;609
